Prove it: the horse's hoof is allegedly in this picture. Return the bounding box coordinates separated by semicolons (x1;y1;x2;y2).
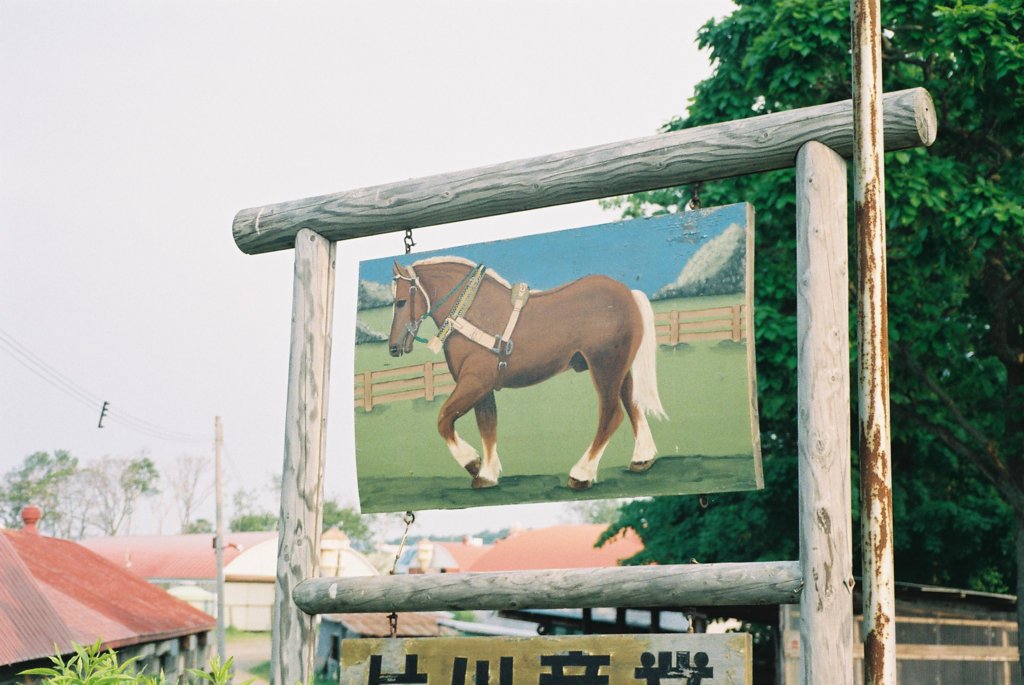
464;458;482;478
567;476;593;491
472;476;498;489
629;459;655;473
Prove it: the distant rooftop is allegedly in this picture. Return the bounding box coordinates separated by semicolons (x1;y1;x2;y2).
468;524;642;572
324;612;444;638
436;539;492;571
81;529;379;583
80;531;276;581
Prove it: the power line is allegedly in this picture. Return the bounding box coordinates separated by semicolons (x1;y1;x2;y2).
0;327;211;444
0;329;101;405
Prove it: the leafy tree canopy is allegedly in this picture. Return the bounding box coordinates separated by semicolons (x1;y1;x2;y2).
183;518;214;534
229;512;278;532
229;487;277;532
322;498;374;549
1;451;162;537
603;0;1023;595
0;450;79;534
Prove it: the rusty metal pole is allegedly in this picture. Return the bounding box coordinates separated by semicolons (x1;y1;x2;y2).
852;0;896;684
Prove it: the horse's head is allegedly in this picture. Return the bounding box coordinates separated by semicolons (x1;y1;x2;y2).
388;260;429;357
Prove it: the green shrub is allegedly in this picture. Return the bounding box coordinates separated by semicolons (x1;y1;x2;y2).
21;641;249;685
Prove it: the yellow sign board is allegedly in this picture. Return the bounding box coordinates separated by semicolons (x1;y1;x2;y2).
341;633;751;684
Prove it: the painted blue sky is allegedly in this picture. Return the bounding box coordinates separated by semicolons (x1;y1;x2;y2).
359;203;751;298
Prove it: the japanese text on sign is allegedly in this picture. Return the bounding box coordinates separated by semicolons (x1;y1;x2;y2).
341;634;750;685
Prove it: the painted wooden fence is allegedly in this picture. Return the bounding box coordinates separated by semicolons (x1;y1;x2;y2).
354;305;746;410
655;303;746;346
355;360;455;411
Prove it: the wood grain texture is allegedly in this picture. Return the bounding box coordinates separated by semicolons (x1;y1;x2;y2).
233;88;936;254
796;142;853;685
292;561;803;614
271;229;336;685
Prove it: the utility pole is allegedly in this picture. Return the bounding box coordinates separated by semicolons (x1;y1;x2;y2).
214;416;227;665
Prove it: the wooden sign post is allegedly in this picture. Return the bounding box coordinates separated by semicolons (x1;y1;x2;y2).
233;88;936;685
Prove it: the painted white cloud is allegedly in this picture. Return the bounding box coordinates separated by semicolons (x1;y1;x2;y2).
655;223;745;299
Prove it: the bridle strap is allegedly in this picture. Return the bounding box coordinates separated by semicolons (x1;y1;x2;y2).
393;263;484;346
394;267;432;343
394;266;432;316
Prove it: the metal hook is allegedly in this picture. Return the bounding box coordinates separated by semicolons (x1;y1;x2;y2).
687;182;703;211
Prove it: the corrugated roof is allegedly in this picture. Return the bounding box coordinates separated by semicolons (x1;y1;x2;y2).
324;613;442;637
0;529;215;667
0;535;76;665
467;524;643;572
80;531;276;581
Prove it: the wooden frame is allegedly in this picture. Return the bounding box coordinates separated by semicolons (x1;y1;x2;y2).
270;230;336;685
238;88;936;685
233;89;934;255
295;561;802;614
796;142;854;684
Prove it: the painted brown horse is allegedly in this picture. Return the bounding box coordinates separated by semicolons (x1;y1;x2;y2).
388;257;666;490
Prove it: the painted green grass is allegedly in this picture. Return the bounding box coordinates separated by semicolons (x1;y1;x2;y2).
353;294;758;512
356;453;757;512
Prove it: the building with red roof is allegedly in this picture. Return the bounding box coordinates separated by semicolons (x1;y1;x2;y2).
466;524;643;572
0;506;214;683
435;538;492;571
80;531;276;584
81;528;379;631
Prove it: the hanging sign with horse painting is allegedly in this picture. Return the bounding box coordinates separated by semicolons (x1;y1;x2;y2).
353;202;761;513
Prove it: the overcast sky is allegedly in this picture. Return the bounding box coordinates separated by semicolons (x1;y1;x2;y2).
0;0;735;537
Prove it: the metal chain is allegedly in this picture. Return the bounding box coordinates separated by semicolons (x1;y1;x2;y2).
387;511;416;638
687;182;703;211
404;229;416;254
388;612;398;638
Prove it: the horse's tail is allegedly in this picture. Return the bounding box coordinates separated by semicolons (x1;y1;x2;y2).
630;290;668;420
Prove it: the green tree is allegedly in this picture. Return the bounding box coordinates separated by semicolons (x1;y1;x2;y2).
230;487;277;532
602;0;1022;630
229;513;277;532
0;450;79;535
321;497;374;549
183;518;214;534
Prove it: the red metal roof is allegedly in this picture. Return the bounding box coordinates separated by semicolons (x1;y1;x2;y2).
0;529;215;667
466;524;643;572
434;540;492;571
0;535;76;666
80;531;275;581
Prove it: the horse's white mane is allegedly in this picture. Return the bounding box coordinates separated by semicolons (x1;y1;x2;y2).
411;256;513;289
